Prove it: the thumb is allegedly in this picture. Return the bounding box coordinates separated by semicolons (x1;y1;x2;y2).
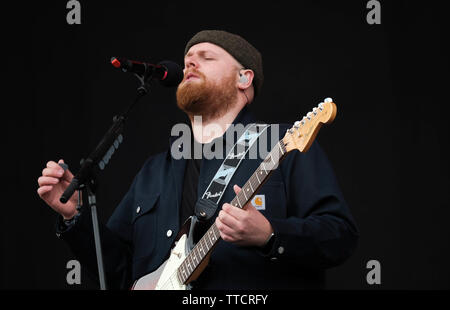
57;159;74;182
233;184;241;194
245;201;257;212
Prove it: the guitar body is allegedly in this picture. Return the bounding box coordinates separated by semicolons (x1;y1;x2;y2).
132;234;189;290
132;216;211;290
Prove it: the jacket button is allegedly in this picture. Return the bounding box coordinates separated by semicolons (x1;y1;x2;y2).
166;230;173;237
278;246;285;254
136;206;141;214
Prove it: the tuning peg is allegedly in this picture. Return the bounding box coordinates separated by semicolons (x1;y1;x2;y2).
307;112;313;119
324;97;333;103
318;102;324;110
312;107;318;115
294;121;301;128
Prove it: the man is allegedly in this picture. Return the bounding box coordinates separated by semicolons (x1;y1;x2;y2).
37;30;359;289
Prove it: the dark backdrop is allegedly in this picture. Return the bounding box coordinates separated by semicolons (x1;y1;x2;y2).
2;0;449;290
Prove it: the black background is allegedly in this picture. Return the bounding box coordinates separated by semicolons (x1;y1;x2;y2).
1;0;449;290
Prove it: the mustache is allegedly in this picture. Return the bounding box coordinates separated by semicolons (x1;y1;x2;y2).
182;69;206;82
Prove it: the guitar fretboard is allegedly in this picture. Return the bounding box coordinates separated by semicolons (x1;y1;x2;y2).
176;140;287;284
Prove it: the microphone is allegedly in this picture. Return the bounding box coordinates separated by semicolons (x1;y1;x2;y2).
111;57;183;87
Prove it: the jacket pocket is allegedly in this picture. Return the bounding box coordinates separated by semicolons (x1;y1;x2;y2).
132;193;160;260
132;193;160;224
258;181;287;218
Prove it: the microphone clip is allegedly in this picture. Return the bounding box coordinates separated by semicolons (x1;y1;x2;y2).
110;57;166;94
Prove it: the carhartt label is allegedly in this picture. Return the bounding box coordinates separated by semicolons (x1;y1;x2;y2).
251;195;265;210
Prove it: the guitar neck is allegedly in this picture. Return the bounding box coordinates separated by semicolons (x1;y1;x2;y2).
176;140;288;285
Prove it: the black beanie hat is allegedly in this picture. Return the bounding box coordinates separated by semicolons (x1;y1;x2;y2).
184;30;264;96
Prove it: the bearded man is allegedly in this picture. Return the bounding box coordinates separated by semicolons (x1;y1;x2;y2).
37;30;359;289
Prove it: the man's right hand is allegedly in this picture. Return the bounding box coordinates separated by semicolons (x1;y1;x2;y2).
37;159;79;220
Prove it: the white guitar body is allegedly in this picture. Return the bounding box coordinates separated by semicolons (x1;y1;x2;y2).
132;234;190;290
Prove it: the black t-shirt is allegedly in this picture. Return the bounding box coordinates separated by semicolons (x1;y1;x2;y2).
179;156;201;228
179;135;206;231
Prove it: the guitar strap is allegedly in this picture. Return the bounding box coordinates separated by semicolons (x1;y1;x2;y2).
194;123;269;222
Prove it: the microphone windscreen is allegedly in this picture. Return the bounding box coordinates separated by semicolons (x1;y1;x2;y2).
158;60;183;87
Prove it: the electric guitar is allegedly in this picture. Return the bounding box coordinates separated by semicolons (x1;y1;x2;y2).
132;98;337;290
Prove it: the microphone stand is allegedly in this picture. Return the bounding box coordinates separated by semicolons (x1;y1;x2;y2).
60;70;154;290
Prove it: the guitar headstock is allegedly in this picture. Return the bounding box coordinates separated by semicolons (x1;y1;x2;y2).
282;98;337;153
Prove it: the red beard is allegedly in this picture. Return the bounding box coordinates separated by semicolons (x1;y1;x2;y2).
176;69;238;121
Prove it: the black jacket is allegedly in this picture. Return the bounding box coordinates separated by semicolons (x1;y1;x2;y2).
56;106;359;289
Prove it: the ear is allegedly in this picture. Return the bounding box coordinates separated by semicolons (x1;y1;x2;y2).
237;69;254;91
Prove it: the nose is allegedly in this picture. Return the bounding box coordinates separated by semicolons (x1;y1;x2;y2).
184;56;198;70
